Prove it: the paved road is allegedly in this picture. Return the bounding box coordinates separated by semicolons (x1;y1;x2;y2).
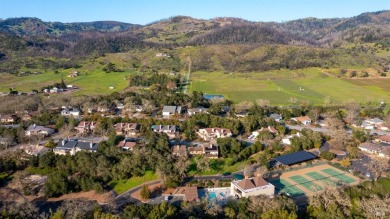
109;180;162;208
286;125;331;133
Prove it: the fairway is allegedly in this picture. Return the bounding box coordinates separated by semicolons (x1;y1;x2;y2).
188;69;390;104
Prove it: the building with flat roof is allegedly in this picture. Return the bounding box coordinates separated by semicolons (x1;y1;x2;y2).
273;151;317;166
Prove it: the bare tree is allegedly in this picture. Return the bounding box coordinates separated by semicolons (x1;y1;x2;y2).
254;166;268;178
196;156;210;172
243;165;255;178
176;156;190;178
368;157;389;181
235;101;253;113
345;102;361;124
255;99;270;107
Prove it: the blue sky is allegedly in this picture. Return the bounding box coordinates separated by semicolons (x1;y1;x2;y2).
0;0;389;24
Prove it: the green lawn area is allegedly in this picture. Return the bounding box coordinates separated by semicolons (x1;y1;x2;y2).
0;68;132;96
109;171;158;195
188;68;390;104
188;157;251;176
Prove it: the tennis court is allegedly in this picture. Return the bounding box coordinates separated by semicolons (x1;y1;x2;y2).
269;164;360;197
289;175;323;192
306;171;342;187
321;168;356;184
269;178;305;197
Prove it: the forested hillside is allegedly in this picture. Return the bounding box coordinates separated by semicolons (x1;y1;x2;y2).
0;11;389;74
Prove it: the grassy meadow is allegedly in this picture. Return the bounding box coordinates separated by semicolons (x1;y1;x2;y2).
188;68;390;105
109;171;158;195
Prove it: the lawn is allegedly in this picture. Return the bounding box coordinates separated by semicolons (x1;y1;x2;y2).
109;171;158;195
0;67;133;96
188;68;390;104
188;157;251;176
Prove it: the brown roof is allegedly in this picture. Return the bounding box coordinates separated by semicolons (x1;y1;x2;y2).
184;187;198;202
117;141;136;149
237;178;256;190
252;176;268;187
359;142;382;152
236;177;268;191
294;116;311;123
379;135;390;143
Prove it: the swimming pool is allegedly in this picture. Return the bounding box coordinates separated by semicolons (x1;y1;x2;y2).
203;94;224;100
208;192;217;201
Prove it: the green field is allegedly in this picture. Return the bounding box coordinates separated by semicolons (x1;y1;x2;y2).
109;171;158;195
0;68;131;95
188;68;390;104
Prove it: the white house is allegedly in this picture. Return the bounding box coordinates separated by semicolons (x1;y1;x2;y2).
231;176;275;198
269;114;283;122
358;142;390;158
292;116;311;125
282;132;302;145
53;139;99;156
25;124;55;136
187;107;208;116
152;125;178;138
162;106;182;117
197;128;232;141
61;109;80;118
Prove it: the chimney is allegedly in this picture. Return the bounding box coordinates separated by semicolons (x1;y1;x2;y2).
33;124;36;128
244;175;249;179
62;139;66;146
90;142;93;149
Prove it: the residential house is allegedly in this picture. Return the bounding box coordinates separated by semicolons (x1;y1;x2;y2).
152;125;178;138
162;106;182;117
249;126;279;140
282;132;302;145
188;143;219;159
269;114;283;122
68;70;79;78
187;107;208;116
292;116;311;125
25;124;55;136
53;139;99;156
171;145;188;157
61;108;81;118
75;121;96;134
0;114;18;124
358;142;390;158
197;128;232;141
379;135;390;145
360;118;387;130
231;176;275;198
116;139;137;151
183;187;199;202
49;87;63;93
114;123;140;136
155;53;171;58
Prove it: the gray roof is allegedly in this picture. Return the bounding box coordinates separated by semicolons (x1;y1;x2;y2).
152;125;177;131
270;114;282;119
56;140;99;151
27;124;54;132
162;106;181;113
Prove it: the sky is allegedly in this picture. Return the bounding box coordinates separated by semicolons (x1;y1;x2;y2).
0;0;389;24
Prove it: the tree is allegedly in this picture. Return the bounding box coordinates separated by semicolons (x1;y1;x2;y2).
196;156;210;172
140;184;151;200
320;151;335;161
340;158;351;167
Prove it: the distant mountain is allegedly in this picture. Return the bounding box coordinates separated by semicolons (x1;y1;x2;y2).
0;17;140;36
